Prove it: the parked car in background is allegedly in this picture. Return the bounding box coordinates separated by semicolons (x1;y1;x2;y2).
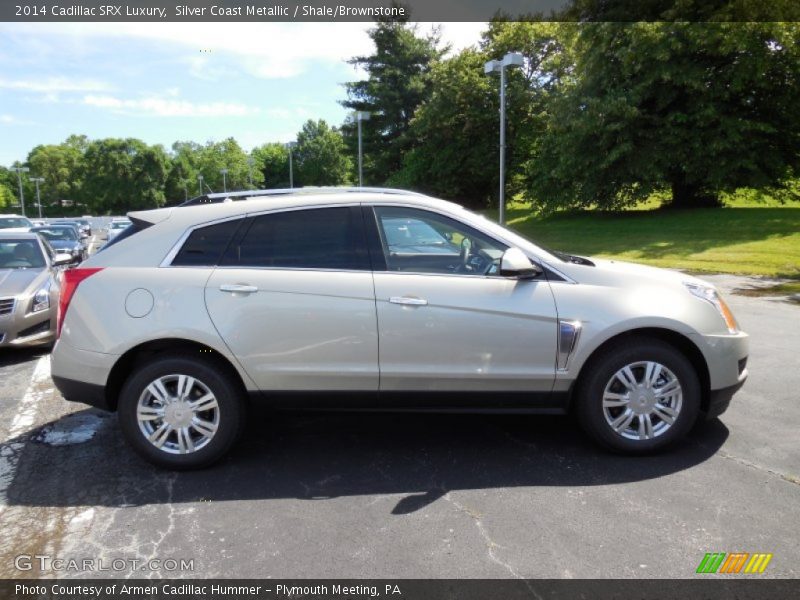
51;188;749;469
0;215;34;233
31;226;87;265
56;220;90;239
105;219;131;241
72;218;92;236
30;220;48;228
0;232;71;348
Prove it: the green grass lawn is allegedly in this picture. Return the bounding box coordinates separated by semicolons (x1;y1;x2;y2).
490;199;800;279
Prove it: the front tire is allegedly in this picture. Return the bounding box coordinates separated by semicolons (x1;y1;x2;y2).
575;337;701;454
118;354;245;469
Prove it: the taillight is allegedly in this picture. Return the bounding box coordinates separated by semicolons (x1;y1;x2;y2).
57;267;104;338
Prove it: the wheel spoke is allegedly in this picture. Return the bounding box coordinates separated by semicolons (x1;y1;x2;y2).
638;414;654;439
147;380;170;405
615;366;639;391
176;375;196;400
177;427;195;454
191;417;217;439
148;423;172;448
603;392;629;408
655;379;681;398
137;405;165;421
189;393;218;412
611;409;634;432
644;362;662;389
653;403;677;424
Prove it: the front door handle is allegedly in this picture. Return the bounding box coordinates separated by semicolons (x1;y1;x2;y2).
389;296;428;306
220;284;258;294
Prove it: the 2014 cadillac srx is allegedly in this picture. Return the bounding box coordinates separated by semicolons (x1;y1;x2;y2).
50;188;748;468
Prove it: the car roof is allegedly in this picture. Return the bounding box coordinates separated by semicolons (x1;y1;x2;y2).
129;190;461;229
0;214;28;218
0;232;40;240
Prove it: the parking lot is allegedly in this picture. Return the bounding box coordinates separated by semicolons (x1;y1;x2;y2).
0;273;797;579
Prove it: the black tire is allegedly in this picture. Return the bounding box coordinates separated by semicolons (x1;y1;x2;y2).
575;337;701;454
118;354;245;469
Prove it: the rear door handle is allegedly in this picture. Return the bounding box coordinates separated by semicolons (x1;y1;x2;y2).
220;284;258;294
389;296;428;306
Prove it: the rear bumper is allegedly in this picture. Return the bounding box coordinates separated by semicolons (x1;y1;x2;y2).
52;375;110;411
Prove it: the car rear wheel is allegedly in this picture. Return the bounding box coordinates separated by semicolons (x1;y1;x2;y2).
575;338;701;453
118;354;245;469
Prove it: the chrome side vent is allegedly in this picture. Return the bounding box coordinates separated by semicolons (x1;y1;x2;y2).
557;320;581;371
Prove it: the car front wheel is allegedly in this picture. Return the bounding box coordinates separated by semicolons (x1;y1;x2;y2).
118;355;245;469
575;338;701;454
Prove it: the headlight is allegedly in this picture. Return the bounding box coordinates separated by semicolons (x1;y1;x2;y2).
72;246;82;255
684;282;739;333
31;287;50;313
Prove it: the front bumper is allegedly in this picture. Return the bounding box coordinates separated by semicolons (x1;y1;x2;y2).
0;301;56;348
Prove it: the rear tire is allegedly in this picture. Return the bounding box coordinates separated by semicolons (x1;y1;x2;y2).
118;354;245;469
575;337;700;454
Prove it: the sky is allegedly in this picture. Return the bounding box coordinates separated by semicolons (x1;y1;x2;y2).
0;22;486;166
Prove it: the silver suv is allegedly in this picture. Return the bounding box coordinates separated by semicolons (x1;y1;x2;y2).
51;188;748;468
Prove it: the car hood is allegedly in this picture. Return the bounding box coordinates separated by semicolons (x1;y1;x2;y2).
556;256;712;289
0;268;46;296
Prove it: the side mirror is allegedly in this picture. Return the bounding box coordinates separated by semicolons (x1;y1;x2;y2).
53;253;73;266
500;247;541;279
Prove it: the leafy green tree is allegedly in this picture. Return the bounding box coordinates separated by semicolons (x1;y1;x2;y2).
26;143;84;210
394;22;574;208
0;167;16;210
251;142;290;189
527;22;800;209
80;138;169;214
341;14;444;183
294;120;352;186
193;138;253;194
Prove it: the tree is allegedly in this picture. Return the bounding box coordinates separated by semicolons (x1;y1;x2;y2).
341;14;444;183
80;138;169;214
394;22;574;208
0;167;16;210
294;120;353;186
527;22;800;209
26;143;84;209
251;143;290;189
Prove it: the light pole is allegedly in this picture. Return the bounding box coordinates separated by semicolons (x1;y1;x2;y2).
284;142;297;188
220;168;228;193
197;174;204;195
354;111;370;187
30;177;44;218
247;157;254;188
12;166;30;216
485;52;524;225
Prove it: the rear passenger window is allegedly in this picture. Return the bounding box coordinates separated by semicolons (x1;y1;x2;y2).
222;207;369;270
172;219;241;266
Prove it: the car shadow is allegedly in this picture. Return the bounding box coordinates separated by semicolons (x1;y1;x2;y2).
0;347;49;369
6;408;729;514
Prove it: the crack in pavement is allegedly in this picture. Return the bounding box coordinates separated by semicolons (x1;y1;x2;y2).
716;450;800;487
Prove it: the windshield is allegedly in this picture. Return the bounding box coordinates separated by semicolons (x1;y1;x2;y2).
0;240;45;269
112;221;131;229
33;227;78;241
0;217;33;229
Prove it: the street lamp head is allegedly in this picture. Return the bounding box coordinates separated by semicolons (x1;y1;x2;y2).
356;111;371;121
501;52;525;68
484;59;501;74
284;141;297;150
219;168;228;174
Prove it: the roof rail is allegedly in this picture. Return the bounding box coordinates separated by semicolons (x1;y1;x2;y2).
179;186;427;206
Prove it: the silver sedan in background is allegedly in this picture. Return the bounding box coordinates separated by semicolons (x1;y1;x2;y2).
0;232;71;348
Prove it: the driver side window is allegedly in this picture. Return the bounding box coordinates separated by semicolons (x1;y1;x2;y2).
373;206;507;276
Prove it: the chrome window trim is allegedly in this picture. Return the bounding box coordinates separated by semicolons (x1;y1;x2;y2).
159;200;580;286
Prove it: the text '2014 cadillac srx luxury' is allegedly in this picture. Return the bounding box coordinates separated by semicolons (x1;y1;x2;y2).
51;188;748;468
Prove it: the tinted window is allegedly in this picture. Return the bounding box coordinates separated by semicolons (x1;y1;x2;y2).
0;217;33;229
172;219;242;267
33;227;78;241
223;207;369;270
373;206;507;276
0;240;45;268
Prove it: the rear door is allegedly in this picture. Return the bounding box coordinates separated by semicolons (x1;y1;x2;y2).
204;205;379;392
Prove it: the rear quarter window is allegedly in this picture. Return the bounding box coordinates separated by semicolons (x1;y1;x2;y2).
172;219;242;267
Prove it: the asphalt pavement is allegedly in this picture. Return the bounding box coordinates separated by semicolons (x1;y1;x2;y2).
0;273;797;579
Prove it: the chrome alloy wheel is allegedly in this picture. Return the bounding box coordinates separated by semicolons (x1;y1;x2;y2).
602;361;683;441
136;374;220;454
